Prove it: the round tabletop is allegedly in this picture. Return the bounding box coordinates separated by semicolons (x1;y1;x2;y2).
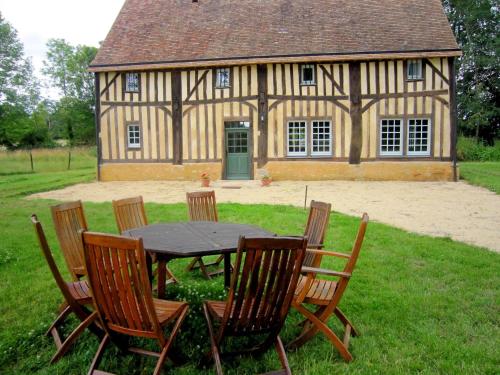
124;221;275;258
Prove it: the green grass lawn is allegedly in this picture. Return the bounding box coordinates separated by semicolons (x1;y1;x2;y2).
460;162;500;194
0;147;96;175
0;167;499;374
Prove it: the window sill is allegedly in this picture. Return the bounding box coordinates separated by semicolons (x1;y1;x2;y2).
405;78;424;83
299;83;317;87
124;91;140;94
215;86;231;90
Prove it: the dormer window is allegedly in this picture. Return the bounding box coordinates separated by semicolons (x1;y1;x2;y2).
407;59;423;81
215;68;230;88
300;64;316;85
125;73;140;92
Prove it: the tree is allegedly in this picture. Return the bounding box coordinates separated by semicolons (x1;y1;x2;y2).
43;39;97;145
443;0;500;143
0;12;41;148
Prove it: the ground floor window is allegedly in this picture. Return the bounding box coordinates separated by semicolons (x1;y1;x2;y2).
287;121;307;156
311;120;332;156
127;124;141;148
379;118;431;157
380;119;403;156
287;120;332;157
407;119;431;156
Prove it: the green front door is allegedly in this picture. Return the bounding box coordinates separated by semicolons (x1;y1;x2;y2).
225;122;250;180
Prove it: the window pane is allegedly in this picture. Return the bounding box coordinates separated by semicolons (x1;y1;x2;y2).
125;73;139;92
380;119;402;155
311;120;332;155
407;119;430;155
407;59;422;80
301;64;315;85
287;121;307;156
216;68;230;88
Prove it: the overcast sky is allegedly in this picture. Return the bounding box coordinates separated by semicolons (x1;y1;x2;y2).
0;0;124;96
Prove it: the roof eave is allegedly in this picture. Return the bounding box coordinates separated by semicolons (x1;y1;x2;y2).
88;49;462;72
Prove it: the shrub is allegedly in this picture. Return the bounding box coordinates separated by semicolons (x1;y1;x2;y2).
456;137;500;161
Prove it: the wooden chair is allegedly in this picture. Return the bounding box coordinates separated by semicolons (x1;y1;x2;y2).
51;201;88;280
185;191;225;279
203;236;308;375
112;196;178;286
288;213;369;362
303;200;332;267
31;214;101;363
81;231;189;375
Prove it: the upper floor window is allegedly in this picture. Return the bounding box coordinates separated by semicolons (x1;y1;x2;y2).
407;59;423;80
125;73;140;92
300;64;316;85
127;124;141;148
215;68;230;88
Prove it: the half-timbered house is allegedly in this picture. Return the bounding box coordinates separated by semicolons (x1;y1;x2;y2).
89;0;461;181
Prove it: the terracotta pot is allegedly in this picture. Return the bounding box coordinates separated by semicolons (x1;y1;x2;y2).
201;179;210;187
261;178;272;187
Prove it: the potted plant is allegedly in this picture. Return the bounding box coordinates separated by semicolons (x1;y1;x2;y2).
200;172;210;187
261;174;272;187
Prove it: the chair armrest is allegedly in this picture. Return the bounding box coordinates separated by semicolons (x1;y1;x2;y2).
306;243;324;250
301;266;351;279
306;249;351;259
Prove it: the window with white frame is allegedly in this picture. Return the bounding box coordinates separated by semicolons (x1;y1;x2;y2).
125;73;140;92
311;120;332;156
300;64;316;85
380;119;403;156
127;124;141;148
287;121;307;156
407;59;423;80
407;119;431;156
215;68;230;88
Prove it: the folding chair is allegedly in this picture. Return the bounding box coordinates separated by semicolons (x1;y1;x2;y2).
203;236;307;374
51;201;88;280
31;214;101;363
113;196;178;287
185;191;225;279
288;213;369;362
82;231;189;375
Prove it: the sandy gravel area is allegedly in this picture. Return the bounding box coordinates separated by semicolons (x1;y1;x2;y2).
29;180;500;252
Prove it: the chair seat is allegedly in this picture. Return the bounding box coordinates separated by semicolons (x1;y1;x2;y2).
67;280;92;304
153;298;188;326
295;276;337;305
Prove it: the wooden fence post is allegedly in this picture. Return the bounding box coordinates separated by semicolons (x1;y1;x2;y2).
29;150;34;172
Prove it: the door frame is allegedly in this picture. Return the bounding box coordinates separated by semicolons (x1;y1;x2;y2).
222;117;254;180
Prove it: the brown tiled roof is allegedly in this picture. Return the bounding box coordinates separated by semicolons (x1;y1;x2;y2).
90;0;460;71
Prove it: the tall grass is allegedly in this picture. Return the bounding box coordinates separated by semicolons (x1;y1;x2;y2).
0;147;96;175
457;137;500;161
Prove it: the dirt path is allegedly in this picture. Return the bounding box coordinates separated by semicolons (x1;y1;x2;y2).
29;180;500;252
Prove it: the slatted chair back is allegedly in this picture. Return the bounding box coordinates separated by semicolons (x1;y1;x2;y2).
51;201;88;280
186;191;218;222
303;201;331;267
82;232;164;342
333;213;369;305
220;236;307;339
31;215;76;308
112;196;148;234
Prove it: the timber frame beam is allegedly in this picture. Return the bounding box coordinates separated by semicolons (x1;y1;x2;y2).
349;62;362;164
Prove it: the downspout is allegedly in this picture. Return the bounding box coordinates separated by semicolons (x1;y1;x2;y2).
94;73;101;181
448;57;458;182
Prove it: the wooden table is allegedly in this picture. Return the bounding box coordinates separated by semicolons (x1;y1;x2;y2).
124;221;274;297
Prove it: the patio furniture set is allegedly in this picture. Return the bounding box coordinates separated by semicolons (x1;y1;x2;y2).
31;191;368;374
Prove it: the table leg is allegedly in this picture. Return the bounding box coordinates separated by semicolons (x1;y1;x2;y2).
224;253;231;288
157;259;167;299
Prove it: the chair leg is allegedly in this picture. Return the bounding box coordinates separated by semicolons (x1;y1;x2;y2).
334;307;359;337
51;311;99;364
46;305;72;337
153;305;189;375
87;333;111;375
275;336;292;375
198;260;212;280
186;257;202;271
289;304;353;362
202;303;223;375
